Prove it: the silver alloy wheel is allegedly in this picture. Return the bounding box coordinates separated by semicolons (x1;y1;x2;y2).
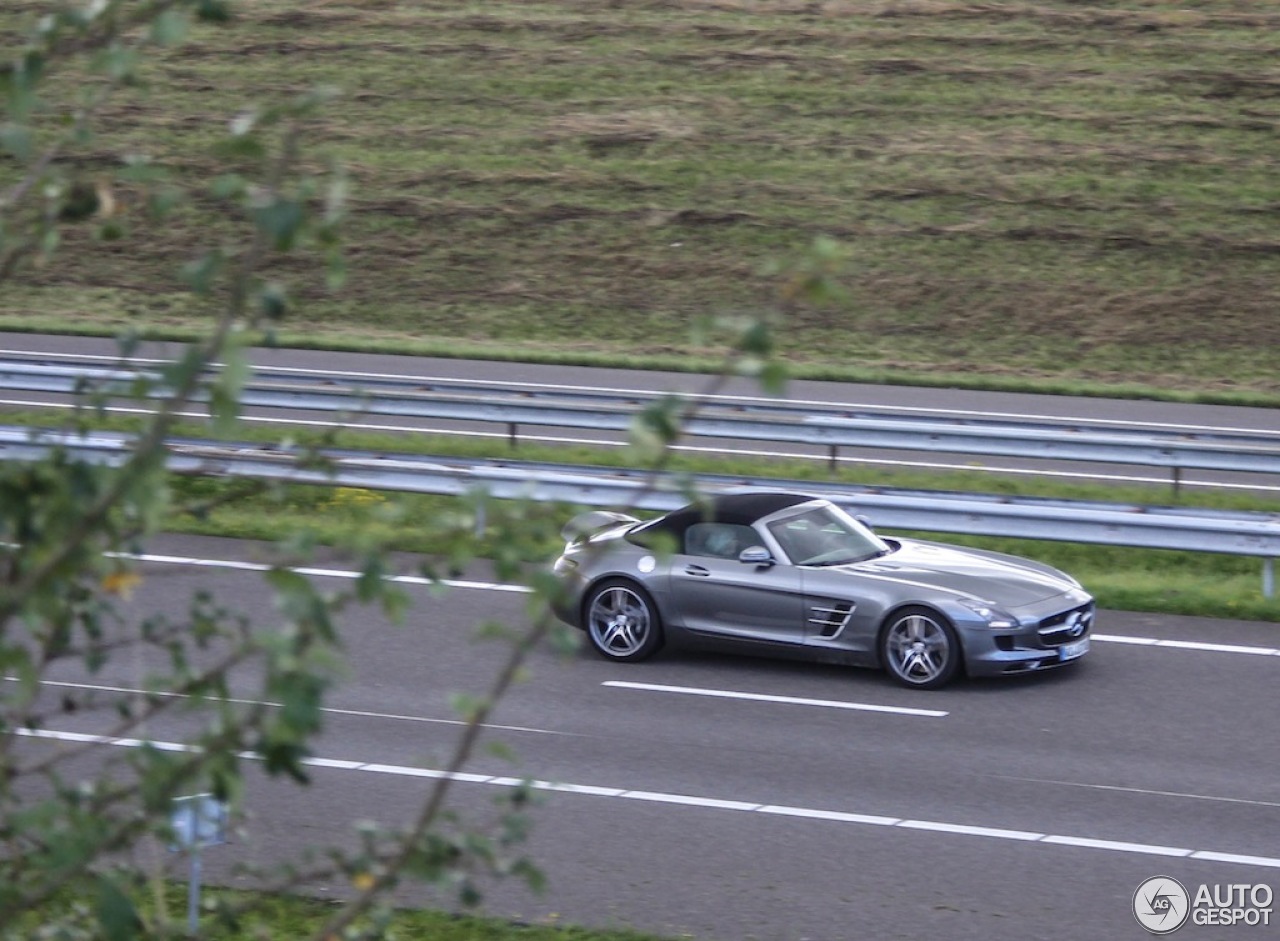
883;610;957;688
587;584;653;658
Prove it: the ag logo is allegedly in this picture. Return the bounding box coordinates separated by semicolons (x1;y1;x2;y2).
1134;876;1190;934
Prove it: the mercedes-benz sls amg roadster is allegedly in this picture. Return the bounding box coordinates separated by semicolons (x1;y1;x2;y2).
550;492;1093;689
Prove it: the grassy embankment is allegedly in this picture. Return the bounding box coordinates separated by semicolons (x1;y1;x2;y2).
0;0;1278;402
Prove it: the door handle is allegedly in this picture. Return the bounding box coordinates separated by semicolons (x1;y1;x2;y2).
684;564;710;577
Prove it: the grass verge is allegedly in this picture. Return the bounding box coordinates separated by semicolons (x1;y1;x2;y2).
23;884;669;941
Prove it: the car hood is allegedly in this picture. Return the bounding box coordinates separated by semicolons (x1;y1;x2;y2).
834;539;1078;608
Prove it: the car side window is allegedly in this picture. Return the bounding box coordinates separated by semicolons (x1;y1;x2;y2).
684;523;757;560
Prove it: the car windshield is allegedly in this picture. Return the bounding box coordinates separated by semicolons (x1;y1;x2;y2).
765;503;890;566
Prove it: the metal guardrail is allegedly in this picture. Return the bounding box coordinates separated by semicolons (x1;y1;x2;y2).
1;358;1279;489
1;426;1276;596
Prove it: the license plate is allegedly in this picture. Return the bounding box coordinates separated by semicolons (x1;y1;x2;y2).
1059;638;1090;661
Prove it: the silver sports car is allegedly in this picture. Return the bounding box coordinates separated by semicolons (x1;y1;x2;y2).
550;491;1093;689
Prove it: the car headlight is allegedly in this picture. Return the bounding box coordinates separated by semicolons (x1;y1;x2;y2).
956;598;1018;629
552;556;578;575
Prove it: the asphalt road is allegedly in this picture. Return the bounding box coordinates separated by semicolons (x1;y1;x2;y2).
17;534;1280;941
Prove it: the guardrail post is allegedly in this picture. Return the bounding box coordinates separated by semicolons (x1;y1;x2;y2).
828;445;838;474
508;422;518;449
1265;558;1275;600
1172;466;1182;499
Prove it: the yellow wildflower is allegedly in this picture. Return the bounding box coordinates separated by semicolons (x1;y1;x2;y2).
101;571;143;600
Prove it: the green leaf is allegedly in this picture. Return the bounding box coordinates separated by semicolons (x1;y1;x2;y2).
487;740;517;763
758;359;789;396
0;124;33;161
325;247;348;291
197;0;235;24
210;174;247;199
97;219;126;241
213;133;266;159
118;155;166;182
208;341;248;433
150;9;190;46
39;227;60;257
324;171;349;225
92;47;141;84
449;693;487;723
255;281;289;322
258;738;311;783
737;319;773;357
181;250;224;295
147;186;184;219
95;876;143;941
628;395;684;462
253;199;305;251
57;181;100;222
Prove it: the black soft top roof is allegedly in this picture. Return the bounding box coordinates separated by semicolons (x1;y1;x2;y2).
631;491;815;541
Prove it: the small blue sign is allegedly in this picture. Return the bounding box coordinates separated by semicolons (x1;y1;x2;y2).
170;793;228;851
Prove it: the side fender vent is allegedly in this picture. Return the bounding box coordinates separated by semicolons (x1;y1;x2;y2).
808;601;855;638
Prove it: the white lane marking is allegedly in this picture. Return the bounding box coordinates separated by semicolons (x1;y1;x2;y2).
602;680;948;718
7;676;566;737
992;775;1280;809
118;551;529;594
303;757;364;771
1041;835;1192;857
1091;633;1280;657
619;790;761;811
1;347;1270;436
14;396;1264;493
899;820;1043;841
17;726;1280;871
1194;851;1280;867
758;805;900;826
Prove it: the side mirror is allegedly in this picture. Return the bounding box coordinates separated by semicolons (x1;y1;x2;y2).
738;545;775;567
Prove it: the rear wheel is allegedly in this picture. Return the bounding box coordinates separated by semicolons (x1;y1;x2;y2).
584;580;664;662
880;607;961;690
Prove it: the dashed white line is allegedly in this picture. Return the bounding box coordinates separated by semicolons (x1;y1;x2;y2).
8;676;568;737
993;775;1280;809
758;805;900;826
120;551;527;594
17;727;1280;871
602;680;948;717
899;820;1043;841
1041;835;1192;857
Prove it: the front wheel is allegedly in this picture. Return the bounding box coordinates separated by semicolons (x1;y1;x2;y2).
880;607;961;690
584;580;664;662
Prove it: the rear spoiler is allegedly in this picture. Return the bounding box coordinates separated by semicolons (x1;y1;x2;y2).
561;510;639;544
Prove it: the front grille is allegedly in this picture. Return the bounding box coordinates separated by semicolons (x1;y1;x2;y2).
1037;603;1094;647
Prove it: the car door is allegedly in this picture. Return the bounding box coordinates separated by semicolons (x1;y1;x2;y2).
668;522;807;644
